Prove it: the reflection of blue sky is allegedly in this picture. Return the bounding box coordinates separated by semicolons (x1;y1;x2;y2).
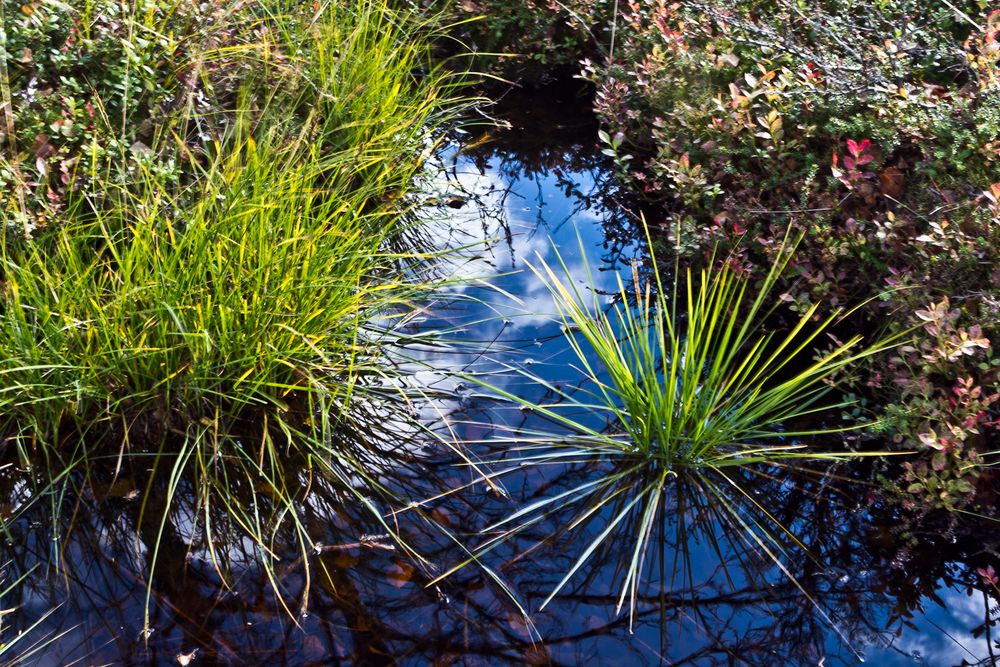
408;145;641;427
412;144;999;666
424;144;636;327
859;584;997;665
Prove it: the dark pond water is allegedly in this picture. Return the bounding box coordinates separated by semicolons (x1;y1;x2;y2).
1;81;999;666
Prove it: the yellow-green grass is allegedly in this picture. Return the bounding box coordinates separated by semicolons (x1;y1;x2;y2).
438;228;901;632
0;0;473;624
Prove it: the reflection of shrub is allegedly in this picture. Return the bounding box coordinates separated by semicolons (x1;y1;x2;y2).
0;566;56;662
419;0;614;73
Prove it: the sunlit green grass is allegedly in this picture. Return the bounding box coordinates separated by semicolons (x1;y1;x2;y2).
0;0;473;624
1;128;431;441
442;228;901;627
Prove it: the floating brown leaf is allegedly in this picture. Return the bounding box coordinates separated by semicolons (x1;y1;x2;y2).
386;561;415;588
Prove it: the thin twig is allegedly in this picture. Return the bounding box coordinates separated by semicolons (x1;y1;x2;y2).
940;0;985;32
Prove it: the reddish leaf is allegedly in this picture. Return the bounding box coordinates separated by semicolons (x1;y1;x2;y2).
523;645;551;665
386;561;415;588
847;138;872;157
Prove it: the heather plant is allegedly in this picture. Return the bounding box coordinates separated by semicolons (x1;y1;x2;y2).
587;1;1000;202
575;0;1000;511
0;0;267;233
879;298;999;511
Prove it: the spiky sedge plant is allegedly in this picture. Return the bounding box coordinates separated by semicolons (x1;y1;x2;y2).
439;227;900;641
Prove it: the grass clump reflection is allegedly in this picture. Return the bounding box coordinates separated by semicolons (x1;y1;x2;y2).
460;230;898;630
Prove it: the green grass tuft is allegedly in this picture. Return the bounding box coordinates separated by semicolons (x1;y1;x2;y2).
442;226;903;629
0;0;475;625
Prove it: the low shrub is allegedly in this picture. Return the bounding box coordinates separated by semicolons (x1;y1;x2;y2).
577;0;1000;510
1;0;261;233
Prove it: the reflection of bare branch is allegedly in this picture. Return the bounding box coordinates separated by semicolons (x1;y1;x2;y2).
2;407;999;665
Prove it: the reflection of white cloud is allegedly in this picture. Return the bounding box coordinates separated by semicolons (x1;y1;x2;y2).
395;146;629;438
878;587;993;665
420;168;619;337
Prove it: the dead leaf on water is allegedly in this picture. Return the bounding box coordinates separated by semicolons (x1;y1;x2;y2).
506;612;531;640
523;645;551;665
879;166;905;198
331;552;359;569
301;634;326;661
429;506;454;528
385;561;415;588
93;478;138;501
